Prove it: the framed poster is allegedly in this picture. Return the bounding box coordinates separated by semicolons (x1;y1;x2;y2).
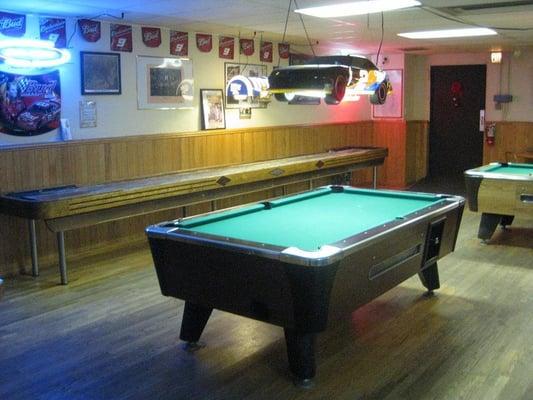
80;52;121;95
372;69;403;118
0;70;61;136
224;62;267;108
136;56;194;109
200;89;225;130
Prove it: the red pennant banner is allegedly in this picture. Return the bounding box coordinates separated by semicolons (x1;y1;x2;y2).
219;36;234;59
170;31;188;56
260;41;273;63
78;19;101;42
0;11;26;37
110;24;133;52
239;38;254;56
278;43;290;59
39;18;66;48
142;27;161;48
196;33;212;52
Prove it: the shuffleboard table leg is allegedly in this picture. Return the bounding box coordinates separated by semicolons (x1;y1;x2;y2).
179;301;213;348
372;166;378;189
57;232;68;285
284;328;316;388
28;219;39;277
478;213;502;241
419;262;440;295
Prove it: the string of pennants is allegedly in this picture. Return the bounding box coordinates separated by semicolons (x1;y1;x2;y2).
0;11;290;61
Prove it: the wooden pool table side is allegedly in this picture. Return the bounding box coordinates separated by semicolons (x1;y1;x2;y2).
0;147;387;284
464;162;533;241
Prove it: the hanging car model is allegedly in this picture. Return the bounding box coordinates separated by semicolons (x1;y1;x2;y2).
268;55;391;105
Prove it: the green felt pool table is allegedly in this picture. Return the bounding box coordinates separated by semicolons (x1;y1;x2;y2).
146;186;465;386
464;162;533;241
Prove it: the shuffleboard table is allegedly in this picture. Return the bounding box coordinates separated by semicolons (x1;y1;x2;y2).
146;185;465;386
0;147;387;284
464;162;533;241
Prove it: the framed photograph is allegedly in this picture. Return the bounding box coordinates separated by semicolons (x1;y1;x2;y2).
200;89;225;130
224;62;267;109
80;52;121;95
137;56;194;109
373;69;403;118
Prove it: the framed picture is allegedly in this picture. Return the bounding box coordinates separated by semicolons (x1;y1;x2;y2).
372;69;403;118
200;89;225;130
136;56;194;109
224;62;267;109
80;52;121;95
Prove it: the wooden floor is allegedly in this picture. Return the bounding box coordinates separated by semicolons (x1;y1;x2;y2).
1;209;532;399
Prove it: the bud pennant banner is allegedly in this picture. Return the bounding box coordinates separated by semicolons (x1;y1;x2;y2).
110;24;132;52
196;33;212;52
219;36;234;59
239;38;254;56
39;18;66;48
0;12;26;37
260;41;273;63
278;43;290;59
170;31;188;56
78;19;101;42
142;27;161;48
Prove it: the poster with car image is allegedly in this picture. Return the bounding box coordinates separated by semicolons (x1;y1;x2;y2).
0;71;61;136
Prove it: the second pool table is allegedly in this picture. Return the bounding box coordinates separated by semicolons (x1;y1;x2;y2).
146;186;465;386
464;162;533;241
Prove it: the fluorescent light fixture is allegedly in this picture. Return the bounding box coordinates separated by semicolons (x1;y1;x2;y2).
398;27;497;39
295;0;420;18
0;38;71;68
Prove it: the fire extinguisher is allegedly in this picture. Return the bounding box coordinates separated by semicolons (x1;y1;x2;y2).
486;123;496;146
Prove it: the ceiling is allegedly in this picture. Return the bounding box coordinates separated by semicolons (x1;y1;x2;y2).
3;0;533;55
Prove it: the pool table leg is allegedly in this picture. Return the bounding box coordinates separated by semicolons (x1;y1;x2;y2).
418;262;440;294
179;301;213;348
500;215;514;229
478;213;502;241
284;328;316;388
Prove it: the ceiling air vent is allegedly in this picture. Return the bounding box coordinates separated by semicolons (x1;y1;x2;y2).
453;1;533;11
443;1;533;14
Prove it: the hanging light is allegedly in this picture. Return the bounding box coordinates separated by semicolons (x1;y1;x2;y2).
0;39;71;68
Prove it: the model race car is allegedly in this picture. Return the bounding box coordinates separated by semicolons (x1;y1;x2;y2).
268;55;391;105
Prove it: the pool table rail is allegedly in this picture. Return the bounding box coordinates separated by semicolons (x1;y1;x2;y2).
146;187;464;268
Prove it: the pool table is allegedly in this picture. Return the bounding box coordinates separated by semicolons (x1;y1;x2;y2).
464;162;533;241
146;186;465;386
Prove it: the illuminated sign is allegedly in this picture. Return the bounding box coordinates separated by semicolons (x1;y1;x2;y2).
0;39;71;68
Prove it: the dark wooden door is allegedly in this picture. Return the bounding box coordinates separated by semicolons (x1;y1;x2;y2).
429;65;486;181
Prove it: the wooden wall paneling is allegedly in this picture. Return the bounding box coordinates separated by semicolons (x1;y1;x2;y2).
205;131;243;167
373;120;407;188
405;121;429;185
0;122;399;277
483;121;533;164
